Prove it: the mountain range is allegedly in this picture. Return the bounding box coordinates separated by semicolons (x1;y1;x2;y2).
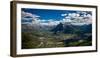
22;21;92;35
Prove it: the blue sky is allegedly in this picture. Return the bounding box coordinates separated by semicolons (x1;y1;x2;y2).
21;8;92;25
22;8;91;20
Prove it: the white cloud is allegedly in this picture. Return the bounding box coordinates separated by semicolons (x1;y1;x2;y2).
68;13;72;17
65;16;71;19
22;11;92;26
71;13;77;17
76;13;80;17
81;11;87;14
21;11;41;24
61;12;92;25
40;19;60;26
68;13;80;17
21;11;40;18
83;14;87;17
87;14;92;17
22;18;33;20
61;14;67;16
62;18;71;23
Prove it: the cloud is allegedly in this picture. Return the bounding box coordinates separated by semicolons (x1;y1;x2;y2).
61;14;67;16
61;12;92;25
76;13;80;17
67;13;80;17
21;11;60;25
71;13;77;17
87;14;92;18
22;11;92;26
21;11;41;24
68;13;72;17
39;19;60;26
22;18;33;20
21;11;40;18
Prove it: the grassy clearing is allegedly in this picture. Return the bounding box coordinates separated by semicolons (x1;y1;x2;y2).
22;30;92;49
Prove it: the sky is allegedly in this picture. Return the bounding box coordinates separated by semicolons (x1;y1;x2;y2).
21;8;92;25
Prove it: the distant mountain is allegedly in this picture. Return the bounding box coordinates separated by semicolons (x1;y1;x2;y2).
51;23;63;34
51;22;92;34
22;21;92;35
22;23;55;32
